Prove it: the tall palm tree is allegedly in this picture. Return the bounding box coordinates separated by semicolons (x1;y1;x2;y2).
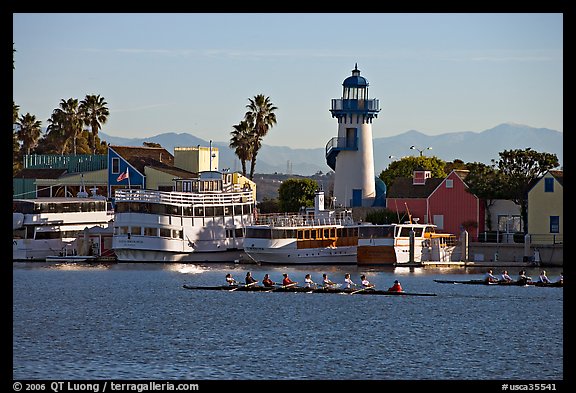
244;94;277;180
229;120;253;177
13;102;21;174
51;98;84;155
16;113;42;155
79;94;109;154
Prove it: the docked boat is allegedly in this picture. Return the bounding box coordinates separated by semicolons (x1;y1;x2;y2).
243;191;358;265
112;171;256;262
13;196;114;261
182;284;437;296
357;221;459;266
433;279;563;287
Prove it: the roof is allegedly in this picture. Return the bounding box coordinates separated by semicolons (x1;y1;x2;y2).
386;177;444;199
110;145;174;173
548;170;563;186
343;64;368;88
13;168;68;179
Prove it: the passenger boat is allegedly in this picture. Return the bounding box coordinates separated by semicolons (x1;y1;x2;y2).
112;171;256;262
13;196;114;261
433;279;563;287
182;284;437;296
357;221;459;266
243;190;357;265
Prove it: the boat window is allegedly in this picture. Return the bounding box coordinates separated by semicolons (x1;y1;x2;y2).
205;207;215;216
272;229;285;239
223;206;231;216
297;230;304;240
160;228;171;238
323;228;330;239
310;229;317;240
235;228;244;238
173;229;183;239
337;228;343;237
304;229;311;240
35;231;61;240
214;206;224;216
245;227;272;239
285;229;296;238
413;227;424;237
194;206;204;216
131;226;141;235
144;227;158;237
183;206;193;216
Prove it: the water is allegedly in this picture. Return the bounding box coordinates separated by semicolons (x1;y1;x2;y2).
13;262;563;381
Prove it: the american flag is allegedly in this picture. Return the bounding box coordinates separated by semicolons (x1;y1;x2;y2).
117;168;129;182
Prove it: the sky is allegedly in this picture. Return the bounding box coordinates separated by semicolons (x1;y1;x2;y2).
13;13;563;149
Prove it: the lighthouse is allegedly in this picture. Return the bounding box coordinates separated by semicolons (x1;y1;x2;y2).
326;64;382;208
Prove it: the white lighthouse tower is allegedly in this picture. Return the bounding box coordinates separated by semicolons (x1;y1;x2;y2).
326;64;380;208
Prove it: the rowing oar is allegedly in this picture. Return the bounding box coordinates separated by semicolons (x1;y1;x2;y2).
265;282;298;293
349;285;374;295
229;281;259;292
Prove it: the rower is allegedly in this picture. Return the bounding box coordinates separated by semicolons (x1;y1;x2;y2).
225;273;238;286
245;271;258;285
304;274;317;288
360;275;375;289
343;273;357;289
282;273;297;287
484;269;499;283
322;273;336;288
388;280;403;292
262;274;276;288
501;270;513;282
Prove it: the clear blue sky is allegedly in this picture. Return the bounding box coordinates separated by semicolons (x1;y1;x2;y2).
13;13;563;149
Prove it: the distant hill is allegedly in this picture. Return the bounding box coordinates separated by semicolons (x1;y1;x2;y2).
100;123;563;175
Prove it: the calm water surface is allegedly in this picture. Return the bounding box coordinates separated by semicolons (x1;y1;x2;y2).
13;262;563;381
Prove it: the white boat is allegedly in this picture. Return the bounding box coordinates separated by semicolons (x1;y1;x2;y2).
357;221;459;265
13;196;114;261
243;191;358;265
243;190;459;266
111;171;255;262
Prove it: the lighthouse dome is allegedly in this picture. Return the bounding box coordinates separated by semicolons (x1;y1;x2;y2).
342;64;368;87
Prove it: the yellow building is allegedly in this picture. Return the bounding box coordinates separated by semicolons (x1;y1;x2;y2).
527;170;563;243
174;146;219;173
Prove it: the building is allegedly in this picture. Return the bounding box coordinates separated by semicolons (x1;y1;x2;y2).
386;169;485;238
527;169;563;244
326;64;385;208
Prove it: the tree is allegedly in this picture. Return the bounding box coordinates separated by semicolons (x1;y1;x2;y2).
49;98;84;155
244;94;277;180
256;198;281;214
464;161;508;231
494;148;559;233
278;178;318;213
16;113;42;155
79;94;109;154
13;102;21;175
379;155;446;189
229;120;253;177
364;209;400;224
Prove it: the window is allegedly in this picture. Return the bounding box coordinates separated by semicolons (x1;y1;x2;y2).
498;215;522;233
112;157;120;174
445;179;453;189
550;216;559;233
544;178;554;193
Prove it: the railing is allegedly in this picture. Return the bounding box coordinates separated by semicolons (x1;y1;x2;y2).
331;99;380;112
255;211;355;227
325;137;358;155
474;231;563;245
24;154;108;172
115;188;254;205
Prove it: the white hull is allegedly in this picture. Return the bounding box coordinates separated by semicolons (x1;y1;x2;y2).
244;243;357;265
114;248;246;263
13;238;75;261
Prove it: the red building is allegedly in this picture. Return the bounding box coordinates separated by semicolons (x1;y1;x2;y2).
386;169;485;238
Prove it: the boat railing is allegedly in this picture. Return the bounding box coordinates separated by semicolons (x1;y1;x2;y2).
256;212;355;227
115;188;254;205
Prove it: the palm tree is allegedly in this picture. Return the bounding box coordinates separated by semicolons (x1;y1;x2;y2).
244;94;277;180
229;120;253;177
16;113;42;155
80;94;109;154
13;102;21;174
51;98;84;155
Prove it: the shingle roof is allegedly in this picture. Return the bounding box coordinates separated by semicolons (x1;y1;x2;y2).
549;170;563;186
387;177;444;198
110;145;174;173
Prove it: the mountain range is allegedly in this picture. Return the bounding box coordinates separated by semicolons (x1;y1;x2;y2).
100;123;563;176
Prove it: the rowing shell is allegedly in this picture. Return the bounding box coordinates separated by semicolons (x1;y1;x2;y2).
182;284;436;296
433;279;563;287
